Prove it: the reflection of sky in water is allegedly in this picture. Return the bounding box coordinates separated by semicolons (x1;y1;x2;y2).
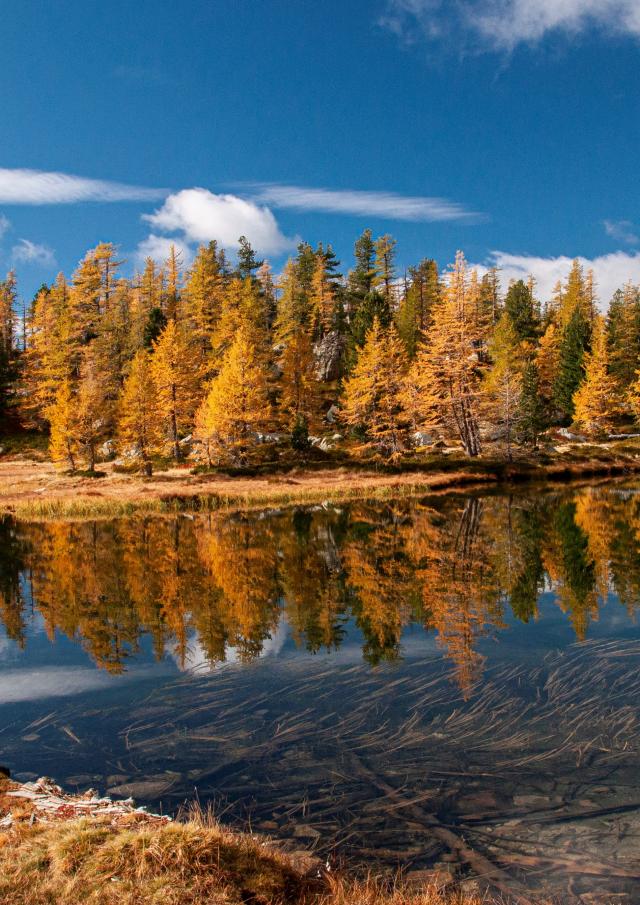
2;590;639;703
2;491;640;903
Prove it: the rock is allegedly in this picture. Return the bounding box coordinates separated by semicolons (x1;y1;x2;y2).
98;439;116;460
413;431;434;446
406;868;454;890
292;824;321;839
331;433;342;441
325;404;339;424
313;331;345;382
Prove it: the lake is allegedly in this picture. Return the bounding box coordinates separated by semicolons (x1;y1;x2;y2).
1;482;640;902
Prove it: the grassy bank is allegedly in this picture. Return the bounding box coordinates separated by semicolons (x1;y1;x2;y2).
2;438;640;520
0;811;494;905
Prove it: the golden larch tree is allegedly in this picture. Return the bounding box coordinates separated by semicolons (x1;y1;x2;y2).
341;318;409;456
194;327;270;465
401;252;484;456
48;379;79;471
573;316;619;436
151;320;200;460
117;350;163;473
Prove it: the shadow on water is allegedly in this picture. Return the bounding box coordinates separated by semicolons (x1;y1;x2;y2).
1;484;640;901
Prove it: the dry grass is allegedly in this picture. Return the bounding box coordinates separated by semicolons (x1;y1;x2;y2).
2;437;640;522
0;810;493;905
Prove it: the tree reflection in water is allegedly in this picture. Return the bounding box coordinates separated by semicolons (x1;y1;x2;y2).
2;485;640;693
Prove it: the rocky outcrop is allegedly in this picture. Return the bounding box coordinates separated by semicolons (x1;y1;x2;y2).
313;331;345;383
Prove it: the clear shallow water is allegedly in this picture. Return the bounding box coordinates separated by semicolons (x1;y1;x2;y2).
1;485;640;902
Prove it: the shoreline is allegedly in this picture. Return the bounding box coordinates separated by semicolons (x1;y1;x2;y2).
2;442;640;520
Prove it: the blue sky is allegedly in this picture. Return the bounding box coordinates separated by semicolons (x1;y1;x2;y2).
3;0;640;304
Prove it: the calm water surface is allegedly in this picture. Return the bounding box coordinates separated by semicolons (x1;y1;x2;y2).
1;483;640;902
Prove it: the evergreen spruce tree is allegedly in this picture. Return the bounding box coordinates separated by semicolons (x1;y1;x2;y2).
553;307;591;423
518;359;547;448
395;259;440;358
236;236;263;281
504;279;540;345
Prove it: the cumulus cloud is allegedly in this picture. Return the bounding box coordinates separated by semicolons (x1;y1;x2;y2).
380;0;640;51
250;183;481;222
604;219;639;245
0;167;165;204
471;250;640;308
135;233;194;267
142;188;297;256
11;238;56;267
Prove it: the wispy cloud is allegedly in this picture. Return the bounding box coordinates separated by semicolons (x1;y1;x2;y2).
249;183;481;222
380;0;640;52
0;168;166;204
604;219;639;245
140;188;298;262
0;214;10;239
471;249;640;309
11;238;56;267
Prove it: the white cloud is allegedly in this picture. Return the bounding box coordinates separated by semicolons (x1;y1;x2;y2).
381;0;640;51
0;214;10;239
471;250;640;308
250;183;480;222
0;168;165;204
135;233;194;267
11;238;56;267
143;188;297;256
604;219;639;245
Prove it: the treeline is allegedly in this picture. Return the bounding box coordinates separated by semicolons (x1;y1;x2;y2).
2;232;640;469
2;488;637;690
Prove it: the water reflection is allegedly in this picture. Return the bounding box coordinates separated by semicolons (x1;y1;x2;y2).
2;485;640;692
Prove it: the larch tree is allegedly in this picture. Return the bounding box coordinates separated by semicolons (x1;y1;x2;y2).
573;317;620;436
151;320;200;460
483;314;524;459
194;328;270;466
182;242;226;378
341;318;409;456
23;276;73;427
402;252;484;456
309;251;338;339
536;321;561;412
274;259;310;346
117;350;163;474
279;327;321;445
75;349;109;473
607;282;640;390
48;379;79;471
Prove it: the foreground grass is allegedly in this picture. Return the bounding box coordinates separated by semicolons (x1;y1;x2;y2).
0;812;487;905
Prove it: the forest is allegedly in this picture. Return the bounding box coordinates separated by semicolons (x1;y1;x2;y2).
1;231;639;472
